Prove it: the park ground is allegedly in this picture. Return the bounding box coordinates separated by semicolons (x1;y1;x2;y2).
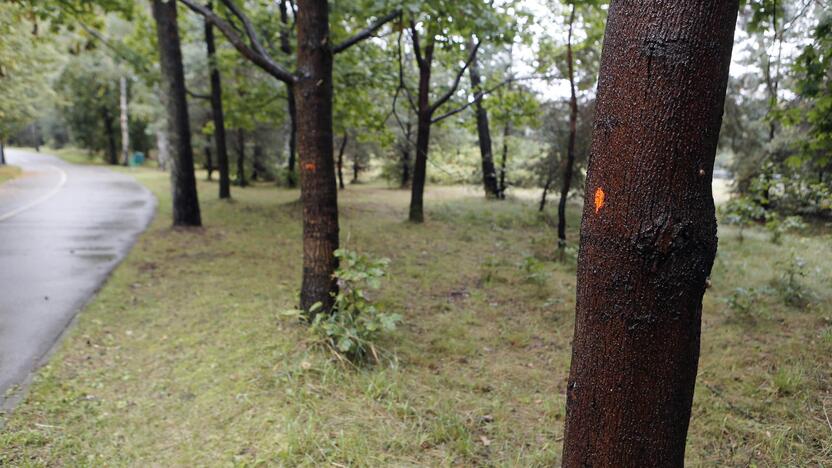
1;150;831;466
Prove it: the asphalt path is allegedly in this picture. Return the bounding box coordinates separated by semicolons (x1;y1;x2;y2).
0;149;155;411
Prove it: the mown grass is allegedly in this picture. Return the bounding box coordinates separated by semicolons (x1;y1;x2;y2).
1;168;831;466
0;164;21;185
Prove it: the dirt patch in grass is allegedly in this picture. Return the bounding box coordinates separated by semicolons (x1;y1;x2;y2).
1;171;830;466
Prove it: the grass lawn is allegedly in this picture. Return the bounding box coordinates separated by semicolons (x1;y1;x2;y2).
1;168;831;466
0;165;21;185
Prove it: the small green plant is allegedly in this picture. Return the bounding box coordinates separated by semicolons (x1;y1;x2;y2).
773;255;810;308
720;196;765;242
284;249;402;364
519;255;550;286
765;214;807;244
725;287;760;316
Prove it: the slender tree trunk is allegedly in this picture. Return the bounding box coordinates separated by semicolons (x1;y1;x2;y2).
204;144;214;180
280;0;298;188
0;140;5;165
539;171;552;212
336;132;347;190
561;2;738;466
499;120;510;199
296;0;339;313
103;108;118;165
155;126;169;171
204;2;231;199
557;5;578;253
352;156;359;183
252;142;264;181
236;128;247;187
409;41;434;223
401;120;412;188
152;0;202;227
468;39;499;199
120;76;130;166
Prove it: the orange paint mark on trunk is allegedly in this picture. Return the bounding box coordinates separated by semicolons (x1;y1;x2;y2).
594;188;605;214
303;162;317;172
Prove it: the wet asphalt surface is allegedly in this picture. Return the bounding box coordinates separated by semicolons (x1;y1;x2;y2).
0;149;156;411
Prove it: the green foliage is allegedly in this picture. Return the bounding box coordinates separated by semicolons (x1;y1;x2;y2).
284;250;402;365
773;255;810;308
724;287;768;321
720;196;765;241
765;213;806;244
519;255;549;286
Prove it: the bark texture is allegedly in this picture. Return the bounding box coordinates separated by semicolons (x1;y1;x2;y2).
561;2;738;467
204;3;231;199
0;140;5;165
296;0;339;313
337;132;348;190
152;0;202;227
468;41;499;198
103;108;118;165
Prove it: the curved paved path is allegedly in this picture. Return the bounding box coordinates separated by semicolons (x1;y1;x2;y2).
0;149;156;411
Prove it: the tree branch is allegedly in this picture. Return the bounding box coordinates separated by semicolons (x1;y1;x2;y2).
409;22;426;69
333;10;401;54
431;73;554;124
186;87;211;100
179;0;295;84
429;41;480;114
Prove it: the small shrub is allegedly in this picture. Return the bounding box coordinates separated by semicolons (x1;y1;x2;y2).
283;249;402;365
720;196;765;242
765;214;807;244
519;255;549;286
773;255;810;308
725;287;760;315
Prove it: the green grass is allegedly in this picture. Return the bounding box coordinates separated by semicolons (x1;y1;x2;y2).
1;169;831;466
0;164;21;185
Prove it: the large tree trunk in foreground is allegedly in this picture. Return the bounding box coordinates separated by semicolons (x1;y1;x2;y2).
557;5;578;251
280;0;298;189
103;108;118;165
468;40;499;199
152;0;202;227
296;0;339;313
561;2;738;467
120;76;130;166
408;41;434;223
204;3;231;199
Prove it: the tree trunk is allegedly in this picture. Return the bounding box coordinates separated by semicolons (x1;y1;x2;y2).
280;0;298;188
204;2;231;199
468;39;499;199
0;140;5;165
336;132;347;190
557;5;578;251
499;120;510;199
295;0;339;313
152;0;202;227
120;76;130;166
561;2;738;466
155;126;169;171
401;120;412;188
236;128;247;187
352;156;359;183
103;108;118;165
204;144;214;180
408;41;435;223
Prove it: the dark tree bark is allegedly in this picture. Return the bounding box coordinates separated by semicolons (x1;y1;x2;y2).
336;132;348;190
102;108;118;165
468;40;499;199
153;0;202;227
408;38;434;223
204;1;231;199
235;128;247;187
557;5;578;252
561;2;738;467
296;0;339;313
407;30;478;223
498;120;510;199
280;0;298;188
400;120;412;188
352;155;359;183
204;144;214;180
0;140;6;165
252;142;265;181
